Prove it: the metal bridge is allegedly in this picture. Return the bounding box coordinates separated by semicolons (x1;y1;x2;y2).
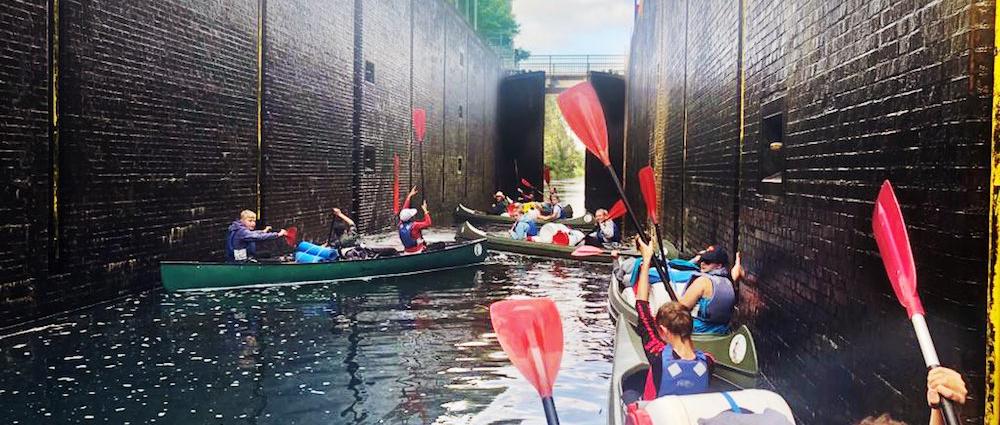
513;55;627;93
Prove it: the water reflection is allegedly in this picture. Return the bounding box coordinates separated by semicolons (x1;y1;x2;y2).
0;257;614;424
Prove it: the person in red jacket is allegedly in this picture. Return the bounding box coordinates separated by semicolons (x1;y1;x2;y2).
398;186;432;254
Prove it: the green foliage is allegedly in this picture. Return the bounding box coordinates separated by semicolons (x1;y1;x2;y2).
475;0;519;42
513;48;531;64
544;95;584;179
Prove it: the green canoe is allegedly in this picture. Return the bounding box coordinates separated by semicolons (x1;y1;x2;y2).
607;272;760;424
456;221;618;263
454;203;595;227
160;239;489;292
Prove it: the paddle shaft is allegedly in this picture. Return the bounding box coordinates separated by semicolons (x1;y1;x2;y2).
419;141;427;204
605;165;678;302
541;396;560;425
911;314;960;425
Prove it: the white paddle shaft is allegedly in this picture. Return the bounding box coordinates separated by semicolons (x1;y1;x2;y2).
910;314;941;367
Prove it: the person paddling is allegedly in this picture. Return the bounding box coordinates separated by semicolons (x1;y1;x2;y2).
508;207;540;241
490;191;513;215
586;208;621;246
678;247;739;335
327;208;359;250
537;193;565;221
398;186;432;254
632;237;713;399
226;210;287;263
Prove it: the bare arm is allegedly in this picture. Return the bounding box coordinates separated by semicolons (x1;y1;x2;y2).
635;238;654;302
333;208;355;227
679;277;708;310
402;186;417;210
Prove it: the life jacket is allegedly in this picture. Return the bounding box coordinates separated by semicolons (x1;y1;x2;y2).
398;221;424;249
510;219;540;239
596;220;621;243
560;203;574;219
657;345;711;397
693;269;736;333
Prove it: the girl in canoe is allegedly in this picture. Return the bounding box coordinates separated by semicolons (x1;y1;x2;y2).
398;186;432;253
630;237;714;400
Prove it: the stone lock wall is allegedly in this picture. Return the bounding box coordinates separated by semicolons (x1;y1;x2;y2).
629;1;990;423
0;0;501;327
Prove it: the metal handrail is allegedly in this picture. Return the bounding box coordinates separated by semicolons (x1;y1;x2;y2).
515;54;627;75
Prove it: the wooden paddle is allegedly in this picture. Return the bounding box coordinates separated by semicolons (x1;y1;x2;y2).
412;108;427;203
638;165;676;299
872;180;960;425
557;81;675;301
490;298;563;425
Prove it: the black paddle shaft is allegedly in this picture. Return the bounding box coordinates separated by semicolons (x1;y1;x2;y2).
605;165;679;302
928;363;961;425
541;396;560;425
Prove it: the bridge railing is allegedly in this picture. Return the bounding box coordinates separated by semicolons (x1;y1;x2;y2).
515;55;627;76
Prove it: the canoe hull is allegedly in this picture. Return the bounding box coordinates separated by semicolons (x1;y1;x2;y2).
455;221;615;263
160;239;489;292
454;203;594;227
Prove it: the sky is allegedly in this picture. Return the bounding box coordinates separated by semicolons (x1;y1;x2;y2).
511;0;634;55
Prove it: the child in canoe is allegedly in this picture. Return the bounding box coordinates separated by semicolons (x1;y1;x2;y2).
226;210;287;263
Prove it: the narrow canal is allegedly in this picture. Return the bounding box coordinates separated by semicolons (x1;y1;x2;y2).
0;179;617;424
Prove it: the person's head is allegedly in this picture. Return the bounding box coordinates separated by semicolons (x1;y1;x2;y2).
549;193;560;204
697;246;729;272
511;206;523;219
855;414;907;425
399;208;418;223
595;208;609;222
655;302;693;341
240;210;257;230
495;191;505;201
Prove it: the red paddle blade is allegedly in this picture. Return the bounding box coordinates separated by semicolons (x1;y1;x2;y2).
392;155;401;214
638;166;659;225
872;180;923;317
489;298;563;397
571;245;605;257
520;178;536;190
412;108;427;142
284;226;298;248
543;166;552;185
557;82;610;166
608;199;627;220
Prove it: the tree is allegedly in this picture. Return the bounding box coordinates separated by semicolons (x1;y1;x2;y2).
543;95;584;179
474;0;519;43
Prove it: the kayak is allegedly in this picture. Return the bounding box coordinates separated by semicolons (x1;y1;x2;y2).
454;203;594;227
607;272;763;424
160;239;489;292
456;221;617;263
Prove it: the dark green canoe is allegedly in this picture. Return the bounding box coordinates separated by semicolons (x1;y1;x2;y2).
456;221;618;263
606;271;761;423
160;239;489;292
454;203;595;227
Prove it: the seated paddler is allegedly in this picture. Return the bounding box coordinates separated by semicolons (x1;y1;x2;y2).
226;210;287;263
632;237;714;399
489;191;513;215
327;208;359;250
507;207;540;241
398;186;432;254
536;193;565;221
585;208;621;246
678;247;740;335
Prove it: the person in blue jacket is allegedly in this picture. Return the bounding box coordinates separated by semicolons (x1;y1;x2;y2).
508;207;539;241
226;210;286;263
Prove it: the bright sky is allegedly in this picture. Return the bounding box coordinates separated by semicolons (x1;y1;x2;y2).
511;0;634;55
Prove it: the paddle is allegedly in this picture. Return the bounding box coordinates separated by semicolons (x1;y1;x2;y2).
490;298;563;425
283;226;297;248
413;108;427;203
557;81;676;301
521;178;544;196
571;245;606;257
638;165;673;279
608;199;627;220
543;165;552;189
393;154;401;215
872;180;960;425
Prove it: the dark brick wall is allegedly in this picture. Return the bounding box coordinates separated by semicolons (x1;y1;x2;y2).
629;0;990;423
496;72;545;196
586;72;627;216
0;0;501;327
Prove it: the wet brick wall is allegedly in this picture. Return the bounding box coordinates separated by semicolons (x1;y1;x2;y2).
0;0;501;328
629;0;990;423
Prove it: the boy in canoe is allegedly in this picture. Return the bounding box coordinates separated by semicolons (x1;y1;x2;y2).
679;247;739;335
398;186;432;253
226;210;287;263
632;237;713;399
508;207;540;241
327;208;359;249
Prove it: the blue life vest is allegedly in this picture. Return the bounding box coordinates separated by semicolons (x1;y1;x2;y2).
693;269;736;334
657;345;711;397
398;222;423;249
525;220;540;237
596;221;621;243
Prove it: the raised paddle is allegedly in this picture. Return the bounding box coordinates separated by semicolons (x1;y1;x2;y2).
557;81;676;301
393;154;401;215
283;226;297;248
639;165;673;282
872;180;960;425
412;108;427;204
521;178;544;196
543;165;552;189
608;199;627;220
490;298;563;425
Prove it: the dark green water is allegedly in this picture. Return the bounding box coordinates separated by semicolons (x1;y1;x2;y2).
0;255;614;424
